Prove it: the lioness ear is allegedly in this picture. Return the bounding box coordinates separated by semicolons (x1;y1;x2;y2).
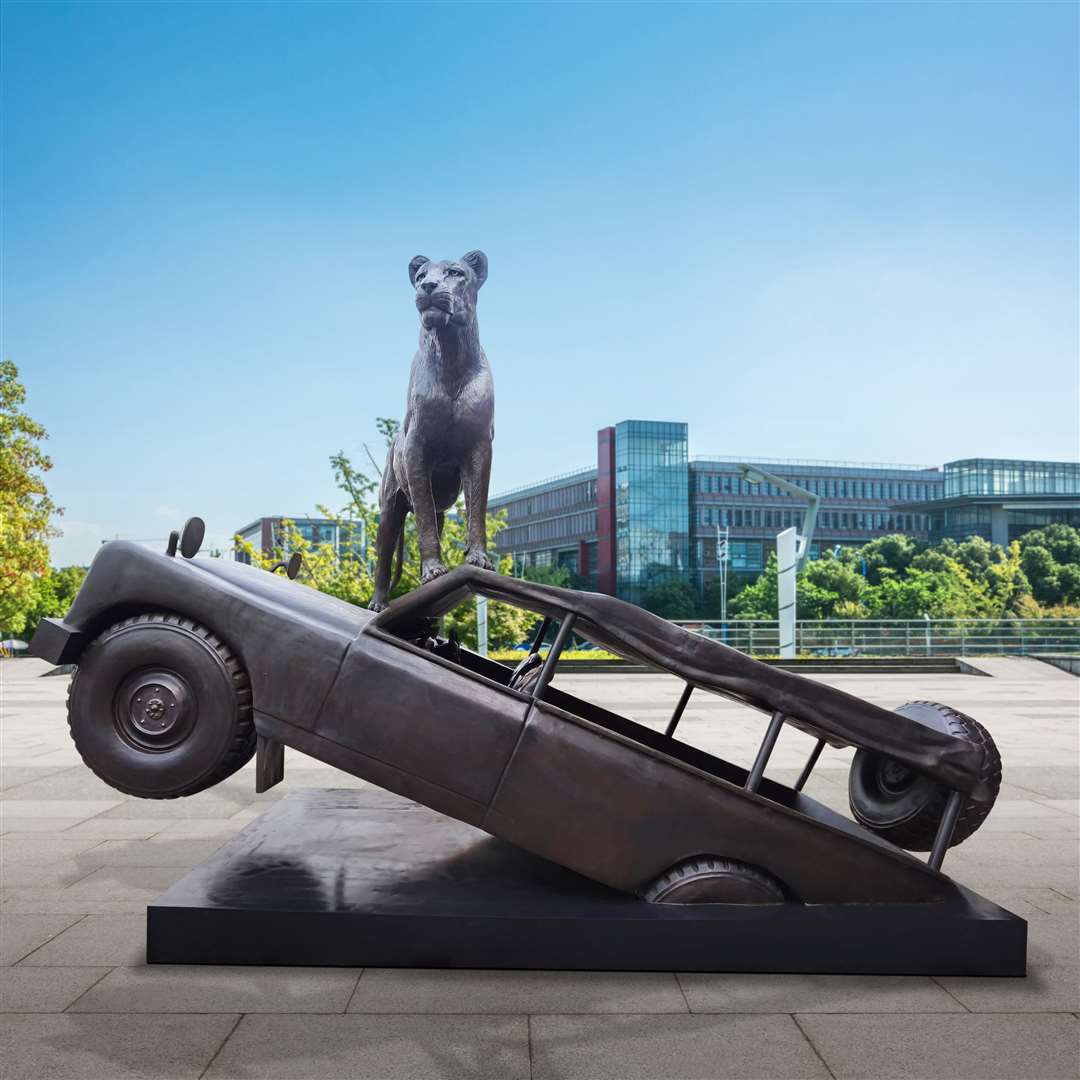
408;255;429;286
461;250;488;288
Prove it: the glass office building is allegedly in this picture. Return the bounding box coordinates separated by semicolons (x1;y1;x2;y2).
688;456;939;585
908;458;1080;545
943;459;1080;498
490;419;954;603
612;421;690;604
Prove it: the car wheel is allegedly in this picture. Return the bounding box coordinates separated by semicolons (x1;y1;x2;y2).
67;613;255;799
848;701;1001;853
641;856;787;904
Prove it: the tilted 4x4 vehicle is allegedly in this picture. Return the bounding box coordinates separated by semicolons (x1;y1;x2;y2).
33;521;1001;906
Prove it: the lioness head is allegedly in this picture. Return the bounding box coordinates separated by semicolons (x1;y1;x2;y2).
408;250;487;331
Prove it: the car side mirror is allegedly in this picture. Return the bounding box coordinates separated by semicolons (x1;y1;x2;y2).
180;517;205;559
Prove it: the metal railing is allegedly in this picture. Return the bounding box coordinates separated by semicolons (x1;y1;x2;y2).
669;618;1080;657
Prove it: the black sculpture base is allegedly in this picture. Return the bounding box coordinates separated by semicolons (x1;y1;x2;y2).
148;788;1026;976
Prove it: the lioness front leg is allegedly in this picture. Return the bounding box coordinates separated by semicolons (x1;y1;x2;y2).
405;456;447;583
463;439;493;571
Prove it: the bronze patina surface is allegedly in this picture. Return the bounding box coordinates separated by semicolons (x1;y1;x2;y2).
369;250;495;611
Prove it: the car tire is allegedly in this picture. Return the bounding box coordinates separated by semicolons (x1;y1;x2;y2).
67;613;255;799
848;701;1001;853
641;856;787;904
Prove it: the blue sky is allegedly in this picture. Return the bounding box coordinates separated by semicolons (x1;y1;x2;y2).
3;1;1077;565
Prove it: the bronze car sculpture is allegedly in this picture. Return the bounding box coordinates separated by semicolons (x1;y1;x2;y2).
32;521;1001;907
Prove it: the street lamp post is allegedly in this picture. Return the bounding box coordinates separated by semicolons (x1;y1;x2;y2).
716;524;729;631
737;465;820;659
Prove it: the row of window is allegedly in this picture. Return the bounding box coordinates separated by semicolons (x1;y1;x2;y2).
693;506;927;532
495;477;597;521
943;459;1080;498
693;471;939;502
499;510;597;547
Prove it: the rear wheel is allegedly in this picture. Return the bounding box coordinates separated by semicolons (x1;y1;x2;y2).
68;614;255;798
642;856;787;904
848;701;1001;852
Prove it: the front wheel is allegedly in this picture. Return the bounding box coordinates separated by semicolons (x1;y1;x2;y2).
68;614;255;798
848;701;1001;852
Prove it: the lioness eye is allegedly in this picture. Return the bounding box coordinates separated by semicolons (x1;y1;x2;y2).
447;267;464;276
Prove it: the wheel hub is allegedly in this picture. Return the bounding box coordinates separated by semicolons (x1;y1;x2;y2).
115;669;195;750
877;757;914;795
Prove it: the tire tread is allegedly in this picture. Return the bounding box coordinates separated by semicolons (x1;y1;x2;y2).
642;856;785;903
849;700;1001;852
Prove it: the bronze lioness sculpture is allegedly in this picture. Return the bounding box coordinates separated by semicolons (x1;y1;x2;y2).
369;250;494;612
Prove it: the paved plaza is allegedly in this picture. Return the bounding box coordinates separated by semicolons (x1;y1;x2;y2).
1;655;1077;1079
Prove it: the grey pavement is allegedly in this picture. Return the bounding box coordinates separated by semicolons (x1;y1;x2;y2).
2;655;1078;1079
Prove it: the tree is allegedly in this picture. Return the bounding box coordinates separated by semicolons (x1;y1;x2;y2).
641;579;698;619
0;362;61;637
1018;525;1080;607
728;554;779;619
522;564;572;589
726;551;868;620
1021;544;1062;606
858;534;921;585
22;566;88;639
798;556;869;618
1020;523;1080;566
866;558;993;619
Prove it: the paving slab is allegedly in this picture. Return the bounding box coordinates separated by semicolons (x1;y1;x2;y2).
60;818;164;840
0;966;110;1011
0;913;85;965
17;914;146;966
61;864;192;901
347;968;688;1014
0;769;131;802
3;818;93;835
0;860;102;889
529;1013;830;1079
797;1012;1080;1080
71;964;361;1013
678;972;966;1013
0;1012;239;1080
99;795;260;819
87;837;228;867
1;889;152;915
938;963;1080;1013
0;799;121;821
0;766;71;792
205;1013;530;1079
0;836;107;866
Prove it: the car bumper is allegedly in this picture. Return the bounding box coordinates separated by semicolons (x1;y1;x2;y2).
30;618;85;665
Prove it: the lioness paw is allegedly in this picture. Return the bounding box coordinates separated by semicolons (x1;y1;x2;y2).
466;548;494;571
420;560;448;584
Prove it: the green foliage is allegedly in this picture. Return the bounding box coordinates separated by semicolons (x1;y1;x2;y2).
866;560;993;618
857;534;920;585
798;556;869;618
1019;525;1080;606
522;563;572;589
722;529;1066;621
641;579;699;619
0;361;61;636
21;566;88;639
727;554;779;619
